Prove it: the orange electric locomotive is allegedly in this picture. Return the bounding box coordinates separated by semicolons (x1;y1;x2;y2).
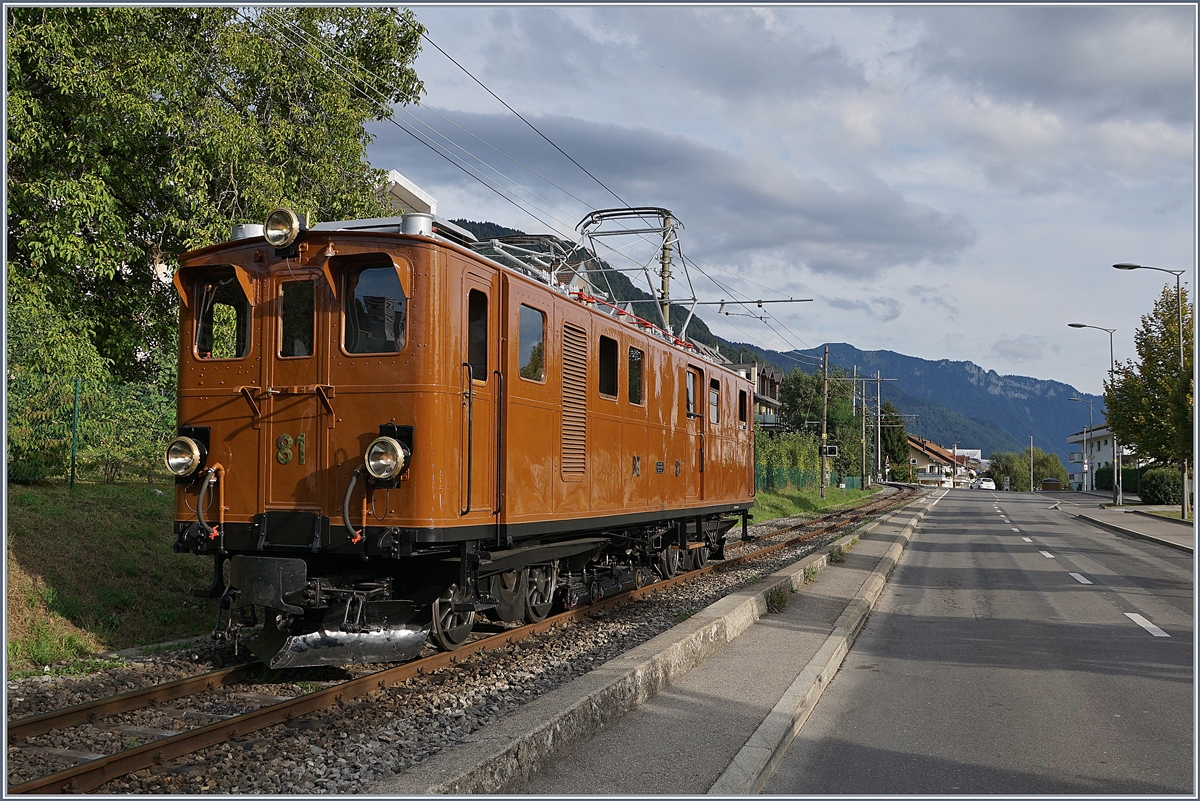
167;206;754;668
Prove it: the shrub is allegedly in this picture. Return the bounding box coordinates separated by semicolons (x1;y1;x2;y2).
1139;467;1183;506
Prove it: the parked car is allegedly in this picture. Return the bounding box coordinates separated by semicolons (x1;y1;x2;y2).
979;478;996;490
970;478;981;489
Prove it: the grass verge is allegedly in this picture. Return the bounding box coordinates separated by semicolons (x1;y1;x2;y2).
7;481;212;676
751;484;882;525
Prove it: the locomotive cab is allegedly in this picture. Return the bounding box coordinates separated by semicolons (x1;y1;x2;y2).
170;208;753;669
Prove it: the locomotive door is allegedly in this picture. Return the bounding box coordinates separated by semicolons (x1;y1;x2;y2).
263;273;327;511
460;273;498;518
684;366;705;501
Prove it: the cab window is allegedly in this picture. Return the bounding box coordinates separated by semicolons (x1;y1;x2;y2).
279;280;314;358
518;304;545;381
196;271;251;359
709;378;720;424
598;335;618;397
628;347;644;404
344;263;406;353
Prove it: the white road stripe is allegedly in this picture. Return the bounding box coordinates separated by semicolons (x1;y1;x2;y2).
1022;537;1032;542
1040;551;1055;558
1012;528;1020;532
1069;573;1093;585
1125;613;1170;637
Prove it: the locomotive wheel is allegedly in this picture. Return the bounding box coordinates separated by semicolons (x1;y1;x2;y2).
487;570;527;622
655;546;680;579
690;545;710;570
431;588;475;651
524;563;557;623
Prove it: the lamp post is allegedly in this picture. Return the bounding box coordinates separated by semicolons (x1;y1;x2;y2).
1068;323;1121;504
1113;263;1189;519
1029;435;1035;493
1069;397;1094;492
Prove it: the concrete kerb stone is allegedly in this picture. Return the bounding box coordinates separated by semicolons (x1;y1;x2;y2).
707;502;929;795
369;495;925;795
1075;513;1194;553
1130;509;1194;528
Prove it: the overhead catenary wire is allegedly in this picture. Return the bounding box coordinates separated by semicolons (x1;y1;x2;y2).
249;9;827;364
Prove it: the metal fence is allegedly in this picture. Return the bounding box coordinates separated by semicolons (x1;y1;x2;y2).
7;375;175;485
754;467;861;492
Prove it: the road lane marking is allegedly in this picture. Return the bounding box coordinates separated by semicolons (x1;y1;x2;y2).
1022;537;1032;542
1011;528;1020;532
1040;551;1055;558
1125;613;1170;637
1069;573;1092;584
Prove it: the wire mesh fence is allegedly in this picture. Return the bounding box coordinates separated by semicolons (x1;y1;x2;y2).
7;375;175;485
754;466;861;492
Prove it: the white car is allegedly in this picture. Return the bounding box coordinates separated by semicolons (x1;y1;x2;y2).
978;478;996;490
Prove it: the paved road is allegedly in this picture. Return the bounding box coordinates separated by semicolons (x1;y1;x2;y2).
764;488;1193;795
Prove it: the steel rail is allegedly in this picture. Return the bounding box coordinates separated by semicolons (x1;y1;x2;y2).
9;486;920;794
7;662;259;741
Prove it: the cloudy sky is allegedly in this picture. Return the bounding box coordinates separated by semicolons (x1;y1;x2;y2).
367;5;1195;394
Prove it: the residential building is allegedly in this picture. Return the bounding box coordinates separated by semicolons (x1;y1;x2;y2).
732;360;784;431
1065;422;1136;491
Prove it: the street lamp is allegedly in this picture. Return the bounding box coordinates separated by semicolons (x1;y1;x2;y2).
1029;435;1035;493
1113;263;1189;519
1069;397;1094;492
1068;323;1121;504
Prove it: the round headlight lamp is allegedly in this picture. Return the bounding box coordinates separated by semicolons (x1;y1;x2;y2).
165;437;204;476
264;208;302;249
365;436;409;480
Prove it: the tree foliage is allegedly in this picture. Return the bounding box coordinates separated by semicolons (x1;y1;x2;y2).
7;7;425;381
779;366;870;478
986;447;1068;492
879;401;909;472
1104;284;1193;469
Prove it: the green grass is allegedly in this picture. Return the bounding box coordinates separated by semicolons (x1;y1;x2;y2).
751;484;882;524
7;481;213;676
1146;510;1194;522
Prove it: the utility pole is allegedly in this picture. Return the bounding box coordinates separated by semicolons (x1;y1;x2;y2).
659;212;673;334
875;371;882;482
820;346;829;499
858;367;867;489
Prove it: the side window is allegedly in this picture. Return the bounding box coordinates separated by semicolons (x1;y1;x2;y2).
279;280;314;358
598;335;618;397
709;379;720;424
685;370;697;417
518;304;545;381
468;289;488;381
739;389;748;427
344;262;407;353
628;346;644;404
196;271;251;359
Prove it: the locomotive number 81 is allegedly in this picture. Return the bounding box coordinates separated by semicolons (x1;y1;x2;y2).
168;207;754;668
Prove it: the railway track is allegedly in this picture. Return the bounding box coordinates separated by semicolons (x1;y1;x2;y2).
8;484;921;794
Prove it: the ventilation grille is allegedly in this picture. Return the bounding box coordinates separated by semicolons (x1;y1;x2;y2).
561;323;587;475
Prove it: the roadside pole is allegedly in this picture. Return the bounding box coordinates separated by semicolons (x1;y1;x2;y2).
819;346;828;499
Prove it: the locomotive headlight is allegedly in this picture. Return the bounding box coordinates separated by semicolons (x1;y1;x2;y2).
264;208;303;249
165;436;204;476
365;436;409;480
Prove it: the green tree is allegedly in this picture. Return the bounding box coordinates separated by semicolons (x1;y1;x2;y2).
779;366;861;477
986;447;1068;492
7;7;425;382
1104;284;1193;498
879;401;909;474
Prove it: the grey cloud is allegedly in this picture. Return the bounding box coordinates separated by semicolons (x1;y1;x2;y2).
470;7;867;108
823;295;902;322
907;284;959;321
991;336;1045;362
900;7;1194;125
371;109;977;278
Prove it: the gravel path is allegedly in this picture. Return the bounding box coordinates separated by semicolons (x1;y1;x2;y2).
7;488;905;794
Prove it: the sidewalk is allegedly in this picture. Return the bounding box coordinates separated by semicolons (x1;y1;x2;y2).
1073;507;1194;553
369;494;932;795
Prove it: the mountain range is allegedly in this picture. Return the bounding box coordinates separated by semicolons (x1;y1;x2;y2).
452;219;1100;464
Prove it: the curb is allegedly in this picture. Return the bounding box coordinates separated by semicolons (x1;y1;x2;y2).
368;496;926;795
707;499;931;794
1075;514;1194;554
